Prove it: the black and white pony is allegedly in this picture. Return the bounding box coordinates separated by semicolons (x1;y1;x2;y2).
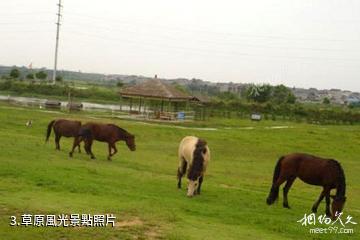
177;136;210;197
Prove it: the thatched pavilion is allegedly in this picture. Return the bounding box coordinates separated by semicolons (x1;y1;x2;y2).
119;78;198;120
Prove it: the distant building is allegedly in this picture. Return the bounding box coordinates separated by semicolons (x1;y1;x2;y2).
346;96;360;106
306;91;321;102
216;82;246;96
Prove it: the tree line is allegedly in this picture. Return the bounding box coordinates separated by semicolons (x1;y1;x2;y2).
2;67;63;82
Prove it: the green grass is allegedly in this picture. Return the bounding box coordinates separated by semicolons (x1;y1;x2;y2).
0;103;359;239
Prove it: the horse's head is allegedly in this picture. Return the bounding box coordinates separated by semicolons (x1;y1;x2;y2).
186;170;202;197
331;195;346;219
187;179;199;197
125;134;136;151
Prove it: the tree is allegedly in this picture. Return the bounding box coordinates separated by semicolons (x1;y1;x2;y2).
273;85;287;103
217;91;239;101
116;80;124;87
9;68;20;79
272;84;296;104
246;84;273;103
172;83;189;94
287;93;296;104
35;71;47;80
55;75;63;82
26;73;34;80
323;97;330;105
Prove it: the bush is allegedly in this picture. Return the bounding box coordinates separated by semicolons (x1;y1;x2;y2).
0;80;119;102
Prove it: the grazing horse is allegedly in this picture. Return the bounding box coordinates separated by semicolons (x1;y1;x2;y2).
70;122;136;160
266;153;346;219
177;136;210;197
46;119;82;152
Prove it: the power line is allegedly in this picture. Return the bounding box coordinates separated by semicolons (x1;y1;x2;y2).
64;11;360;43
62;30;360;63
52;0;62;84
0;21;50;25
0;11;52;16
62;21;359;54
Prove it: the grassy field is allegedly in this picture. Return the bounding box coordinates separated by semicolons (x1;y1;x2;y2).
0;103;359;239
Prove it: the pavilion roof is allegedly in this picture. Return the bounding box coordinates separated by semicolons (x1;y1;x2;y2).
120;79;194;101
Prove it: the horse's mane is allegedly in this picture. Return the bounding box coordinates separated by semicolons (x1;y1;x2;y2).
107;124;132;137
329;159;346;199
187;139;207;181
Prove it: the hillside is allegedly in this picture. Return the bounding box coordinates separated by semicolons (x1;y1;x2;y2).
1;65;359;104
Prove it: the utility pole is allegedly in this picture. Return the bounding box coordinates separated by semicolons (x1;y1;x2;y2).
52;0;62;84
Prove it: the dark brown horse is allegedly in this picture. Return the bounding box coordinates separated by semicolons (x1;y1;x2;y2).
46;119;82;152
69;122;136;160
266;153;346;219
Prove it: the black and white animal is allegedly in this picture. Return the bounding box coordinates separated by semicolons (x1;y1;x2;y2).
177;136;210;197
26;120;33;127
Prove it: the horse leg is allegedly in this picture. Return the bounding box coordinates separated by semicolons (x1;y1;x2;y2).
283;177;296;208
84;140;90;155
325;191;331;217
111;144;118;157
197;176;204;195
107;143;117;161
55;134;61;150
86;139;95;159
177;158;187;189
76;137;81;153
84;142;90;155
69;137;81;157
312;188;327;213
107;143;112;161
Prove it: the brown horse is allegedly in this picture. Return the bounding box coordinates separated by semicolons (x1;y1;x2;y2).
266;153;346;219
46;119;82;152
69;122;136;160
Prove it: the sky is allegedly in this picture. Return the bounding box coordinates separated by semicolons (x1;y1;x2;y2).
1;0;360;91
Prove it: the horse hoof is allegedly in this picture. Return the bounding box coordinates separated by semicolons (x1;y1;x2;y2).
283;204;291;209
69;153;73;158
312;207;317;213
107;157;112;161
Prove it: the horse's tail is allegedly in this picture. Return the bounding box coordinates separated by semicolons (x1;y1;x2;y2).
45;120;56;142
266;156;284;205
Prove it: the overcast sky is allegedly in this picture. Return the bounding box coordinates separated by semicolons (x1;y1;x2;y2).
1;0;360;91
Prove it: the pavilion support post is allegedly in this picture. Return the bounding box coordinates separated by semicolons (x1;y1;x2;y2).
143;98;146;114
138;97;142;113
145;99;149;118
119;95;122;111
130;98;133;112
168;100;171;112
202;105;206;121
161;100;164;112
174;102;178;112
